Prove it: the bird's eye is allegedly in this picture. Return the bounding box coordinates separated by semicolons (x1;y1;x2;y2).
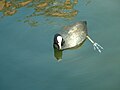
61;39;65;46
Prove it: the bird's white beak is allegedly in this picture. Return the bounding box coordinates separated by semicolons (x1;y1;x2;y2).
57;36;62;50
58;42;62;50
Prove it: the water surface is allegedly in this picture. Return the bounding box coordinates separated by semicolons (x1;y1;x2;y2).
0;0;120;90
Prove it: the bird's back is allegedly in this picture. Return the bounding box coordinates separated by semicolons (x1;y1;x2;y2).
59;21;87;50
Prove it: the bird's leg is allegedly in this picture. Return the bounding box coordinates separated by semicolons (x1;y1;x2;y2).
86;36;103;53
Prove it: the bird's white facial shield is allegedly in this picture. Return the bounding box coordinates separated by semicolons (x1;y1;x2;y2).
57;36;62;50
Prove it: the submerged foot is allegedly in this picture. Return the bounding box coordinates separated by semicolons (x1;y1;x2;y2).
86;36;103;53
93;42;104;53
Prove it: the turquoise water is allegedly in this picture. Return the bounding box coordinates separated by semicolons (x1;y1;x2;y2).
0;0;120;90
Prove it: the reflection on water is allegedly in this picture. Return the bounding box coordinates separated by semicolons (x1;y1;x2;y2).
0;0;79;26
0;0;120;90
0;0;92;26
54;47;63;61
